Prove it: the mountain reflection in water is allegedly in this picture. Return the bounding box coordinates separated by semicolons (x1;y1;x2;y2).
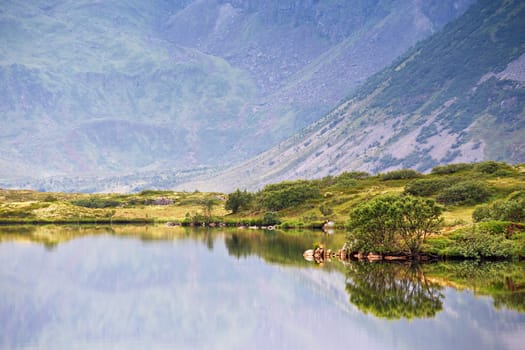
0;225;524;349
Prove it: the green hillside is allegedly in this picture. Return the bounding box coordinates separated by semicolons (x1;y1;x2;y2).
183;0;525;192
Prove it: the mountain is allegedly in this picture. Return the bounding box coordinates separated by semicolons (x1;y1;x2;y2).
0;0;473;186
179;0;525;192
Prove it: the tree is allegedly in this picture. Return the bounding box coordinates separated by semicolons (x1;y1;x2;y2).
348;195;443;255
436;181;491;205
225;189;253;214
202;198;217;218
347;195;399;253
394;196;443;255
345;262;444;319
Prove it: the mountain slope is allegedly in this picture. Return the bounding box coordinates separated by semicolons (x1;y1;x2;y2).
179;0;525;192
0;0;472;183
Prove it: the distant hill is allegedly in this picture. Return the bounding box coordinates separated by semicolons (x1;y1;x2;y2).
180;0;525;192
0;0;472;187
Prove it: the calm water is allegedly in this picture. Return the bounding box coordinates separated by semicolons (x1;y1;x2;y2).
0;226;524;350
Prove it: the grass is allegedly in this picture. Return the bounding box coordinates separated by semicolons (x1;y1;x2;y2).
0;189;228;224
1;161;524;259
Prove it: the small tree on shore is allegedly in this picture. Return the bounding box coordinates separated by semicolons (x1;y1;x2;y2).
348;195;443;255
394;196;443;255
225;189;253;214
202;199;217;219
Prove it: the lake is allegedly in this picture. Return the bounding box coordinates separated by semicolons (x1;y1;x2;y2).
0;226;524;350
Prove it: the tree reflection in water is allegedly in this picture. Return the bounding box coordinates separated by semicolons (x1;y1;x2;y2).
345;262;444;320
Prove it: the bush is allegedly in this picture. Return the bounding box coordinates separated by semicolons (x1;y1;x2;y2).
472;204;492;222
380;169;422;181
335;171;370;186
225;189;253;213
348;195;443;255
436;181;492;205
404;178;458;196
71;198;121;208
431;163;473;175
448;230;514;259
43;195;58;202
262;212;281;226
477;221;514;235
319;204;333;216
474;161;514;175
138;190;174;196
257;180;320;211
472;192;525;222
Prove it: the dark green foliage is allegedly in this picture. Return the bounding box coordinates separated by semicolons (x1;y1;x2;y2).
473;191;525;222
446;229;515;259
257;180;320;211
380;169;422;181
262;212;281;226
70;198;121;208
201;198;218;218
424;262;525;312
476;221;524;236
336;171;370;181
43;195;58;202
348;195;443;255
431;163;474;174
436;181;492;205
404;178;458;196
138;190;174;196
330;171;370;189
472;205;492;222
474;161;516;175
225;189;253;213
345;262;444;320
319;204;333;216
348;195;399;253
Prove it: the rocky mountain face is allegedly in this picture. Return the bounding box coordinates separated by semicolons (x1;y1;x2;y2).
180;0;525;192
0;0;472;188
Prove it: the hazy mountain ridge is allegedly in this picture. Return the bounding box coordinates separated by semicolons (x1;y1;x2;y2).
179;0;525;192
0;0;472;187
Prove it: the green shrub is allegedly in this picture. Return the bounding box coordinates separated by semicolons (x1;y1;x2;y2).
436;181;492;205
448;231;514;259
404;178;458;196
225;189;253;213
335;171;370;186
473;204;492;222
472;192;525;222
348;195;443;255
380;169;422;181
431;163;473;175
262;212;281;225
43;195;58;202
319;204;333;216
71;198;121;208
477;221;513;235
138;190;174;196
257;180;320;211
474;161;514;175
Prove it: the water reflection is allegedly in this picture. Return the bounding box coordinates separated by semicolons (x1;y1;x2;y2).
345;262;444;319
0;225;524;349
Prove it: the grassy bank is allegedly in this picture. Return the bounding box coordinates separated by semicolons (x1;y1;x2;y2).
1;161;524;259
